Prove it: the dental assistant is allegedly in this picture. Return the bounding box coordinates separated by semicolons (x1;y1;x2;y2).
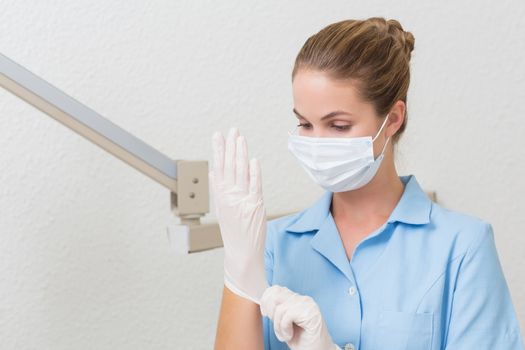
212;17;524;350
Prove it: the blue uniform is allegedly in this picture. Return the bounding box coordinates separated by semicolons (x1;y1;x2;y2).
263;174;524;350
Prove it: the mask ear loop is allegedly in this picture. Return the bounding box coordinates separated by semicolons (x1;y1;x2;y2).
372;114;390;142
372;114;391;157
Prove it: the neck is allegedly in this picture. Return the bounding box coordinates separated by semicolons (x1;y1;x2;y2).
330;152;405;225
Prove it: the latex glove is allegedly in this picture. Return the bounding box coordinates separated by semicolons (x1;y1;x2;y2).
260;285;342;350
209;127;268;305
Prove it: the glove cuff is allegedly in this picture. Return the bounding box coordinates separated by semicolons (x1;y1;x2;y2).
224;276;262;305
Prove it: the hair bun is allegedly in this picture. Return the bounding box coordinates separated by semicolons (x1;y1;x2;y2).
386;19;415;60
403;31;415;59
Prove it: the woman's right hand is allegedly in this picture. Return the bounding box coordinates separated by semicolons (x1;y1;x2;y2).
209;127;269;305
260;285;341;350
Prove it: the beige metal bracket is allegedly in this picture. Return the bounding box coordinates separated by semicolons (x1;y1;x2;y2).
171;160;209;224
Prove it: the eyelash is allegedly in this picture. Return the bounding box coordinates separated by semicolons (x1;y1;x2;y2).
296;123;351;132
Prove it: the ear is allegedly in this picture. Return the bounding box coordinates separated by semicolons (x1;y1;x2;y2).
386;100;406;138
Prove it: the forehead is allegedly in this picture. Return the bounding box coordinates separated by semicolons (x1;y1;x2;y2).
292;69;371;116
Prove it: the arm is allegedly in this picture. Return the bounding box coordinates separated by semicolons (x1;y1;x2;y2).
209;127;269;349
215;204;274;350
444;222;525;349
214;286;264;350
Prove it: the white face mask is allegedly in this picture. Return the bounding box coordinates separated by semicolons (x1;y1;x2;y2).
287;114;390;192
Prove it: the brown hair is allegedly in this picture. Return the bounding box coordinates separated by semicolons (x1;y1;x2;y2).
291;17;415;144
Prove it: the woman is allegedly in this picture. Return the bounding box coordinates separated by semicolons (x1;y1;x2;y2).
211;17;524;350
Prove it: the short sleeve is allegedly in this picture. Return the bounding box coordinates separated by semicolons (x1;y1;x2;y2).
444;222;525;349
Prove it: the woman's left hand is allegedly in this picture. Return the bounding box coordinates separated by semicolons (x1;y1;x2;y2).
209;127;269;305
260;285;341;350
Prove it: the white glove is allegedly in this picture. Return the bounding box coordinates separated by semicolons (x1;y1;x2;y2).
209;127;268;305
260;285;342;350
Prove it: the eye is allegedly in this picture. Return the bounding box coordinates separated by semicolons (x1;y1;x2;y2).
297;123;312;129
331;124;351;131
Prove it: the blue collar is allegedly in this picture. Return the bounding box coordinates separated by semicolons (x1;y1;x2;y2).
285;174;432;234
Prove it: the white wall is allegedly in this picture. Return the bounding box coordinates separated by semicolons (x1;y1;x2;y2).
0;0;523;348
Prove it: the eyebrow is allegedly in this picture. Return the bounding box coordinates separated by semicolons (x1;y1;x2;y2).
292;108;353;121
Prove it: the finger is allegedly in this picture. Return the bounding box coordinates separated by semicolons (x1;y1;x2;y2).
260;287;273;317
236;135;249;193
249;158;263;197
279;300;304;342
212;132;225;183
260;285;294;319
261;285;294;312
287;295;319;330
260;286;278;318
224;127;239;186
274;301;295;342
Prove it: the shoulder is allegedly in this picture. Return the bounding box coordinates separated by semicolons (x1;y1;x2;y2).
428;201;494;258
